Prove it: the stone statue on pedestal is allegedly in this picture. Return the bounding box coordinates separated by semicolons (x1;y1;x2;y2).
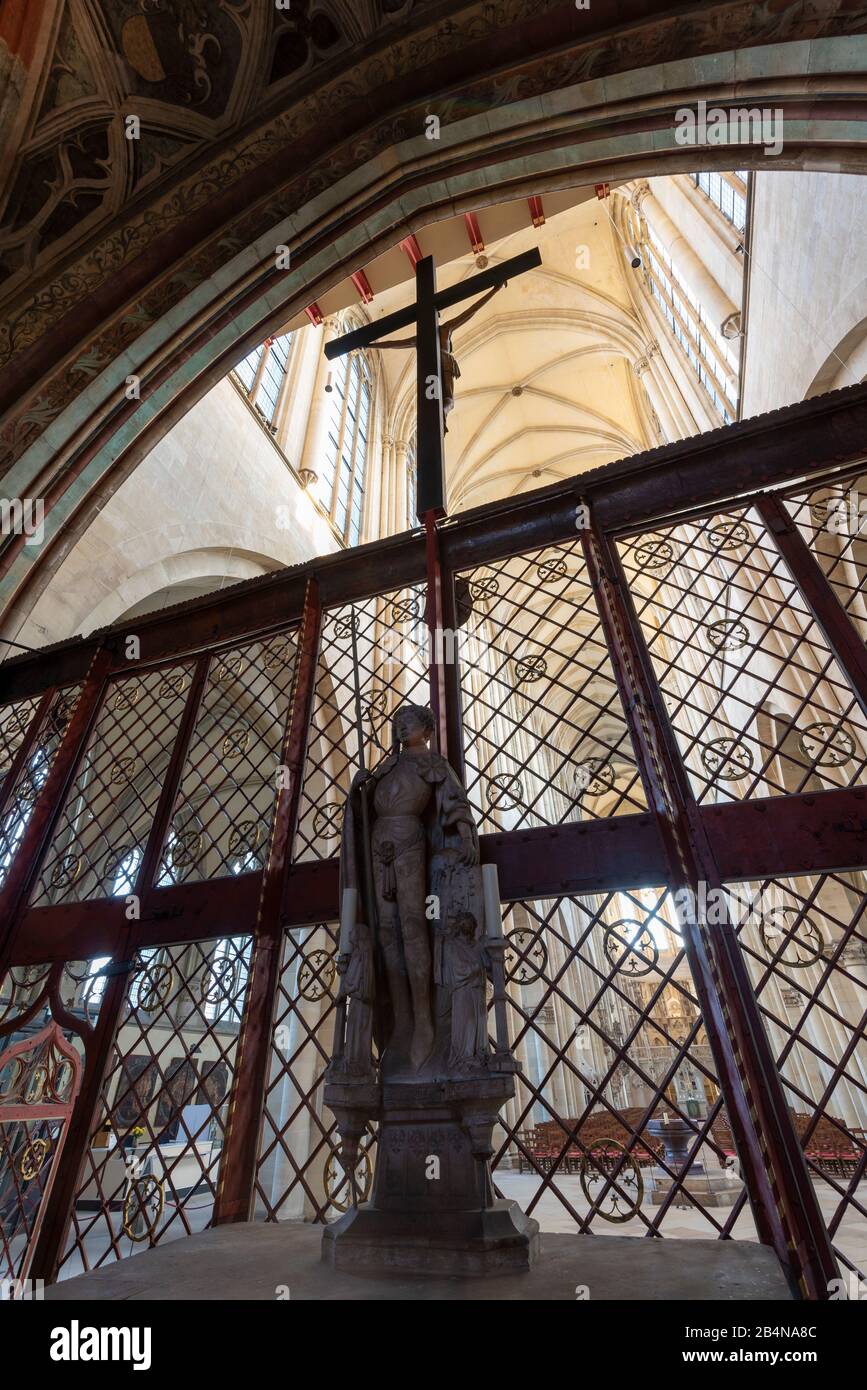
324;702;539;1276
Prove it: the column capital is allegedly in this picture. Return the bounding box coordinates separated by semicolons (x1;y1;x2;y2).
630;180;652;213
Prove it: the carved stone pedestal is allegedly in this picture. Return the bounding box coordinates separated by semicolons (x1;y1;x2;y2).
323;1072;540;1277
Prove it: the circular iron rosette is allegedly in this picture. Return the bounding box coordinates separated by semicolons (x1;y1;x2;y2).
504;928;548;985
571;758;615;800
514;653;547;686
580;1138;644;1222
700;736;754;783
603;919;659;977
536;554;569;585
297;947;336;1002
333;611;359;641
49;853;82;889
633;538;676;572
228;820;262;860
312;802;342;840
169;828;203;871
112;683;142;712
758;907;825;970
390;595;420;626
110;756;139;785
221;726;250;761
136;963;174;1015
324;1144;373;1214
18;1136;52;1183
158;672;190;701
2;705;31;741
123;1176;165;1243
707;518;751;551
486;773;524;812
468;574;499;612
200;954;239;1008
797;720;856;768
263;639;293;673
215;653;247;683
705;617;749;653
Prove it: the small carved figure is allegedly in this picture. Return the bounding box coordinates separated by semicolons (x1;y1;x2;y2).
441;912;489;1073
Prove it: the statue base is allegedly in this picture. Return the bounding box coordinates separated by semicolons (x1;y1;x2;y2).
323;1071;540;1278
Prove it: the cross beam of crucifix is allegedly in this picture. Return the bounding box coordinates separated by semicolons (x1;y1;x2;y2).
325;247;541;520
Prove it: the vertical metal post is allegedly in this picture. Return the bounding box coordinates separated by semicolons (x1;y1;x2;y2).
581;512;839;1299
415;256;446;520
213;580;322;1224
424;512;449;759
757;493;867;716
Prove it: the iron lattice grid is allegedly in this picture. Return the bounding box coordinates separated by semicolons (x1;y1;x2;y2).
157;629;298;886
255;924;375;1222
29;666;193;906
293;586;428;862
457;536;647;832
617;506;867;803
488;890;753;1236
727;873;867;1282
60;936;252;1275
785;471;867;641
0;391;861;1278
0;688;80;891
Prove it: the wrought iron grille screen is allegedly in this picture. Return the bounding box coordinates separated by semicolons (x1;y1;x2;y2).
457;538;647;831
294;586;428;862
59;935;252;1276
727;873;867;1282
1;394;866;1292
617;508;867;803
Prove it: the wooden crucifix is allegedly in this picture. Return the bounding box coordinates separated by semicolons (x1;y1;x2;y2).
325;247;541;520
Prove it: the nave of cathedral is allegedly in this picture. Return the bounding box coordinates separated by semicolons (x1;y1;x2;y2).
1;0;867;1309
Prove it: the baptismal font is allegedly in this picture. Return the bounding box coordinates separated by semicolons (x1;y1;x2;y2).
322;703;539;1274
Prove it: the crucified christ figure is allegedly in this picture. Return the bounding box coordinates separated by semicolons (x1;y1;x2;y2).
376;281;506;432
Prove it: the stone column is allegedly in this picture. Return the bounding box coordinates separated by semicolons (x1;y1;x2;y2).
298;318;339;493
632;182;741;339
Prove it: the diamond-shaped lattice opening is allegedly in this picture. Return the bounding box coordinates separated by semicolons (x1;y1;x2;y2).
457;538;646;832
294;588;428;862
489;892;757;1239
785;475;867;642
618;508;867;803
0;687;81;891
255;924;376;1221
59;936;252;1277
30;668;193;905
728;874;867;1281
157;631;297;886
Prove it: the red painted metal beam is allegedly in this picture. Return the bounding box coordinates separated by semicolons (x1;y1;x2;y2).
582;515;838;1298
464;212;484;254
214;578;322;1225
399;234;423;268
305;302;324;326
528;195;545;227
350;269;374;304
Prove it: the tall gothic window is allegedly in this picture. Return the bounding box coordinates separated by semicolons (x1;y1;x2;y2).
318;348;372;546
233;332;293;427
690;170;748;232
643;226;736;423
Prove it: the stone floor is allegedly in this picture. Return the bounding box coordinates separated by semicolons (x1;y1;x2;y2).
46;1220;793;1302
